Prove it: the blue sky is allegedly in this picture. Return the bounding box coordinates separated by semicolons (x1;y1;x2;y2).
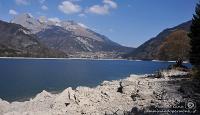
0;0;198;47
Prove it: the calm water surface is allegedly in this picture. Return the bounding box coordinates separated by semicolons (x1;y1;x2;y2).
0;59;190;101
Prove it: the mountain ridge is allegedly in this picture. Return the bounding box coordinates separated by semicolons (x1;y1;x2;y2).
0;20;66;58
125;20;192;60
11;14;133;58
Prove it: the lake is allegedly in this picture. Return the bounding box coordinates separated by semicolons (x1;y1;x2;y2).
0;58;190;102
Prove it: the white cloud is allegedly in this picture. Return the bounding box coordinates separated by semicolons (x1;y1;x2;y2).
68;0;82;2
48;17;61;23
78;23;88;28
78;13;86;17
87;0;117;15
58;1;81;14
87;5;109;15
9;9;18;15
15;0;29;5
39;0;46;4
41;5;48;10
103;0;117;9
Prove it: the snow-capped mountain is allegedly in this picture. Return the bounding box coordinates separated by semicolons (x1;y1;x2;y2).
0;20;65;58
11;14;133;56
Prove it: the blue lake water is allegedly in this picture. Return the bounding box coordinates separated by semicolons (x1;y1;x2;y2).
0;59;190;102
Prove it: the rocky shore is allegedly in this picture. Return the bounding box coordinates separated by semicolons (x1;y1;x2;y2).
0;69;199;115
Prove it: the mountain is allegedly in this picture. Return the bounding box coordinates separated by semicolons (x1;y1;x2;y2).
11;14;133;58
125;21;192;61
0;20;65;57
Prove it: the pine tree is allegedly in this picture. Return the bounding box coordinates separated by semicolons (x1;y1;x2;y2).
188;2;200;78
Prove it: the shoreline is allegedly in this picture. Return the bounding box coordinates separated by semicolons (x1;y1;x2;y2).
0;69;198;115
0;56;189;63
0;56;126;61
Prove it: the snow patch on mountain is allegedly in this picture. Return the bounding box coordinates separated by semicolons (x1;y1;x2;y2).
11;14;104;42
10;13;133;55
77;23;88;29
75;37;93;51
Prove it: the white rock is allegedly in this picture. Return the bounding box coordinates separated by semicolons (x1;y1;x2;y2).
160;69;189;77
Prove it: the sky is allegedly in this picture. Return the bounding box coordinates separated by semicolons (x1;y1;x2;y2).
0;0;198;47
